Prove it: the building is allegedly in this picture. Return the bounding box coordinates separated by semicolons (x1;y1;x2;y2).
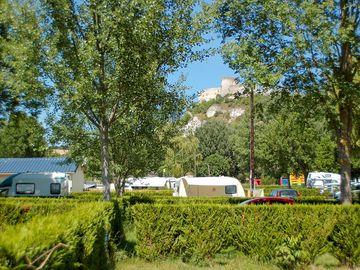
198;77;244;103
0;157;85;192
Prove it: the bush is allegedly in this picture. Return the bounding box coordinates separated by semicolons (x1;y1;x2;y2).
0;201;122;269
133;204;360;268
0;199;77;230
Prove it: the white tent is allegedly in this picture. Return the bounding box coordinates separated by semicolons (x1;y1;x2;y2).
174;176;245;197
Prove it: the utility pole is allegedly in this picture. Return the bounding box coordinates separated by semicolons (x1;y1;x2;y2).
249;87;255;196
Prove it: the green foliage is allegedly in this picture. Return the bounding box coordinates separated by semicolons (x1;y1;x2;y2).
0;200;75;230
0;0;48;119
198;154;230;176
0;202;121;269
212;0;360;204
133;204;359;267
328;207;360;267
0;112;47;157
274;236;308;270
161;135;201;177
41;0;206;199
314;135;338;172
195;119;234;158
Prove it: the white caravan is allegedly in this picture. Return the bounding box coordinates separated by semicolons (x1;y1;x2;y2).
306;172;341;192
0;173;70;197
173;176;245;197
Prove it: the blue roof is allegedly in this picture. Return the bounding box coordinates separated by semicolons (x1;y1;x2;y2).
0;158;77;173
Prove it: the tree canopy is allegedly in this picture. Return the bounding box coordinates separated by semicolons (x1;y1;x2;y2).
0;112;47;157
213;0;360;203
0;0;47;120
41;0;205;200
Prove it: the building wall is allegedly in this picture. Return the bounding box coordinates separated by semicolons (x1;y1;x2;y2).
70;167;85;192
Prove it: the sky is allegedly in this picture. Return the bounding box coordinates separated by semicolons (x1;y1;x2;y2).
171;54;237;98
169;36;237;99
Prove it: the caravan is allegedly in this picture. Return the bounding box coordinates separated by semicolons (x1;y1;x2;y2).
173;176;245;197
306;172;341;193
0;173;70;197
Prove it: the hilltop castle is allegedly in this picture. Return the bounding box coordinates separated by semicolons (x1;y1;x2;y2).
198;77;244;102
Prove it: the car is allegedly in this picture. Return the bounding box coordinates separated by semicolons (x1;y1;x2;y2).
239;197;295;205
333;185;360;201
269;189;299;198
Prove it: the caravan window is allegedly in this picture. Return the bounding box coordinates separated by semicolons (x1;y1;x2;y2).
16;183;35;194
50;183;61;194
225;185;237;194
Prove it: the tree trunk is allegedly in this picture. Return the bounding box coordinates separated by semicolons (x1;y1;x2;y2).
100;125;111;201
338;103;352;205
114;176;124;197
336;0;353;205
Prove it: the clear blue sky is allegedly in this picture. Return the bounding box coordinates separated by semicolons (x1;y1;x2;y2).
169;37;237;98
172;54;237;98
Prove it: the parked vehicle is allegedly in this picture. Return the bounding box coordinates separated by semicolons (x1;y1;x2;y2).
333;183;360;201
239;197;295;205
306;172;341;193
0;173;70;197
173;176;245;197
269;189;299;198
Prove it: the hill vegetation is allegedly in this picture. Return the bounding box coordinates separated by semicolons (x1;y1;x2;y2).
160;93;359;184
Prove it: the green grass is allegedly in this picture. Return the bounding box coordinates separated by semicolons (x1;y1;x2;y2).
115;255;279;270
115;255;360;270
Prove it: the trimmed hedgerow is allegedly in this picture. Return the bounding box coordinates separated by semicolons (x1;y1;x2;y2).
0;200;77;230
0;201;122;269
133;204;360;269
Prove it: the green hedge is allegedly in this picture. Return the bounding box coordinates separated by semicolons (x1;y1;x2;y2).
0;201;123;269
133;204;360;269
0;200;77;230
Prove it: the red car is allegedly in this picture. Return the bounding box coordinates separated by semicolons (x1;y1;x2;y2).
239;197;295;205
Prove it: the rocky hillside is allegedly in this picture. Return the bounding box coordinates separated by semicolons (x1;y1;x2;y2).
182;94;254;134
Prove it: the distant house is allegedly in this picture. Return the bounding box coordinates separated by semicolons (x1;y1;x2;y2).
0;157;85;192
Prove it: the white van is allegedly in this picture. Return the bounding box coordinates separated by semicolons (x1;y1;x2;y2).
0;173;70;197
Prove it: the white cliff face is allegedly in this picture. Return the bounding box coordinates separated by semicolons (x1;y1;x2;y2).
182;116;202;135
206;104;227;118
183;104;245;134
229;108;245;119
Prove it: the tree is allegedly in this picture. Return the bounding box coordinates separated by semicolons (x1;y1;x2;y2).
213;0;360;204
41;0;204;200
195;119;234;158
0;112;47;157
0;0;47;120
161;135;201;177
314;135;338;172
198;153;230;176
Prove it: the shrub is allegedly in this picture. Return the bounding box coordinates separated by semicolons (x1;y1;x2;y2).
0;201;121;269
133;204;359;268
0;200;77;230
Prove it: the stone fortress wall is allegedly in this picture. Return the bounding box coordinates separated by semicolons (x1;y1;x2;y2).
198;77;244;102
